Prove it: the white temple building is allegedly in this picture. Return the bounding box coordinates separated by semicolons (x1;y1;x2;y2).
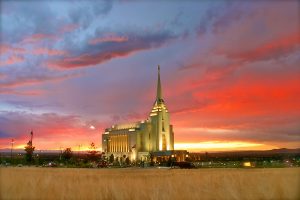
102;66;187;162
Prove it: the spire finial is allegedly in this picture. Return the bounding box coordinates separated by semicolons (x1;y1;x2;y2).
156;64;162;101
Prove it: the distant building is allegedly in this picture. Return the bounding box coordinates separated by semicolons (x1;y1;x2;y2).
102;66;187;162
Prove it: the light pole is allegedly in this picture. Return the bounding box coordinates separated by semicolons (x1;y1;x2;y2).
59;147;63;161
11;139;14;163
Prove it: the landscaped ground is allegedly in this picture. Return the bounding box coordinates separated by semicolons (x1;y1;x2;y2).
0;167;299;200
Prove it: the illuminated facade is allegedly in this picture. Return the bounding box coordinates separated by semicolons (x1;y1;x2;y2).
102;65;174;161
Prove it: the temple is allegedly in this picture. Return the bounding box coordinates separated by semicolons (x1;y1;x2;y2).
102;66;187;162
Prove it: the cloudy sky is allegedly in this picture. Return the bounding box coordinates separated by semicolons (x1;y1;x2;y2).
0;0;299;152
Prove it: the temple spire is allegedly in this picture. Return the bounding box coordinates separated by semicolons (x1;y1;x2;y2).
156;65;162;101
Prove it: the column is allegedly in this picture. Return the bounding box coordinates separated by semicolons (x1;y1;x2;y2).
117;135;120;152
114;136;116;152
107;138;110;152
123;135;126;152
111;136;113;152
113;136;115;152
121;134;123;152
126;135;128;152
127;134;129;152
125;135;127;152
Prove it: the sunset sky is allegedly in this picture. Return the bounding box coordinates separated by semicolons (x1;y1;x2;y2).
0;1;299;152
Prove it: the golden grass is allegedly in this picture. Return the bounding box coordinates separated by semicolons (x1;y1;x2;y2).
0;167;299;200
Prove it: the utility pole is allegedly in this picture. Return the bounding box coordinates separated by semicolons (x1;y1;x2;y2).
30;130;33;145
11;139;14;163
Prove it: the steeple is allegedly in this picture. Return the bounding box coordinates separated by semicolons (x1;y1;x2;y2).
150;64;168;116
156;65;163;102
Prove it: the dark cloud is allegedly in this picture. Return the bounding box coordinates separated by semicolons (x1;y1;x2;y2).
49;30;177;69
68;1;113;28
0;1;113;43
2;99;62;110
0;65;82;89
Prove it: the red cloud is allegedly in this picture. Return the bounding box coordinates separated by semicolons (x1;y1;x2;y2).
171;86;300;146
89;35;129;45
32;48;67;56
0;88;44;96
21;33;57;44
0;44;26;54
0;112;108;150
0;55;25;66
170;65;300;129
48;50;135;69
194;77;300;117
231;33;300;61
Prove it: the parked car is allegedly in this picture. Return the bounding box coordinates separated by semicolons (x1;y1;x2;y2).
171;162;196;169
48;162;57;167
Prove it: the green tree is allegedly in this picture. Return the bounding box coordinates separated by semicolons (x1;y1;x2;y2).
87;142;99;161
24;141;35;163
125;157;130;165
115;157;119;165
62;148;73;161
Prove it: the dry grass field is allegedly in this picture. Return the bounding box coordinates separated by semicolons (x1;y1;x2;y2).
0;167;299;200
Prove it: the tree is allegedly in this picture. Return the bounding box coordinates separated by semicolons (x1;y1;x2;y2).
121;154;126;165
24;141;35;163
25;131;35;163
62;148;73;160
87;142;99;161
109;154;114;163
